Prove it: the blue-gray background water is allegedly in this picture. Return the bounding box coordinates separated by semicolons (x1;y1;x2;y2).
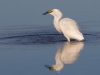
0;0;100;75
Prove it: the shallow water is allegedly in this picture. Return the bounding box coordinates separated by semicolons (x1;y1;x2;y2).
0;24;100;75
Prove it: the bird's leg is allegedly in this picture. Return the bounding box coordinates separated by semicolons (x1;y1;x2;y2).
63;34;70;42
67;37;70;42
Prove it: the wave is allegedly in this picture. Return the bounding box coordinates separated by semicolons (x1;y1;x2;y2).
0;33;66;44
0;25;100;44
0;33;99;44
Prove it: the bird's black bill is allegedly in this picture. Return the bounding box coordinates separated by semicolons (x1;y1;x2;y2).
43;10;54;15
42;12;48;15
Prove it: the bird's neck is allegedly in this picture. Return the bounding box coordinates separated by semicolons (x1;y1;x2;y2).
54;17;60;26
53;16;62;32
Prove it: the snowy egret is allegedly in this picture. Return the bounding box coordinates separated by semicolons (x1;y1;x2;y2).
43;9;84;42
45;42;84;71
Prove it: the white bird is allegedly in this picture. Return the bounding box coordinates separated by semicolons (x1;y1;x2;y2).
43;9;84;42
45;42;84;71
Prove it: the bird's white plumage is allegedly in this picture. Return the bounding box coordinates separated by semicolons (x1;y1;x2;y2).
44;9;84;41
59;18;84;41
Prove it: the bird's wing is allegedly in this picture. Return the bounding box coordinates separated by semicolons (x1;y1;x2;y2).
59;18;83;39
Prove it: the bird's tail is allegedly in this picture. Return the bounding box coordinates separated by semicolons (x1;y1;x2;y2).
75;34;84;41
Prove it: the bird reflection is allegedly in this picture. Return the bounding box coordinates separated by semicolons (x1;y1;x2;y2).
45;42;84;71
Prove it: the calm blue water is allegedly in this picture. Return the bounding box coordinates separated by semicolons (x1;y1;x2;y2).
0;0;100;75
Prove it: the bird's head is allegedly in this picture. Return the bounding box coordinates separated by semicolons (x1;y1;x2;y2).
43;9;62;17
